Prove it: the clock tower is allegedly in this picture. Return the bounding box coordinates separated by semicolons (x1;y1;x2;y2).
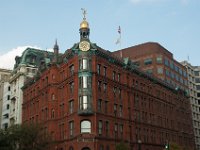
79;8;90;41
78;9;93;115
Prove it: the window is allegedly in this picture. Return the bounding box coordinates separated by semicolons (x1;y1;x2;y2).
156;56;162;63
197;93;200;98
98;81;101;92
195;71;199;76
69;100;74;114
103;66;107;77
175;74;179;81
184;79;188;86
52;74;55;80
8;86;10;91
114;104;117;116
170;61;174;69
165;69;169;76
195;78;200;83
100;145;104;150
113;71;116;81
7;95;10;100
83;76;88;88
180;78;183;84
119;88;121;99
70;82;74;93
114;123;118;137
103;83;107;93
144;58;152;65
97;64;101;75
69;121;74;136
69;65;74;76
98;99;102;112
119;105;122;117
174;65;178;72
83;58;88;70
197;85;200;91
105;121;109;136
79;58;89;70
69;146;74;150
51;109;55;119
171;72;174;79
98;120;103;135
118;73;120;82
157;67;163;74
164;58;169;66
81;120;91;133
119;124;123;138
179;68;183;75
79;95;89;110
183;70;187;77
52;94;55;100
113;87;117;97
79;76;91;89
146;69;153;74
6;104;9;110
105;101;108;114
60;103;64;117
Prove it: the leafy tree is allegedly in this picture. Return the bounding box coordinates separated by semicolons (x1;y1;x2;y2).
116;142;129;150
168;142;182;150
0;123;51;150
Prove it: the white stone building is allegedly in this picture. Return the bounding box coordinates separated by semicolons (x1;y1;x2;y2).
9;47;55;125
181;61;200;150
1;82;11;129
0;68;11;129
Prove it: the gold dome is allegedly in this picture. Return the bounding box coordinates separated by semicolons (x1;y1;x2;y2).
80;20;89;29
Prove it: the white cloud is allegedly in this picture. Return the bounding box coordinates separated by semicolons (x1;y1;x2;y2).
0;46;40;70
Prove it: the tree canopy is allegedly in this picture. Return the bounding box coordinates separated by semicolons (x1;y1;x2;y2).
0;123;51;150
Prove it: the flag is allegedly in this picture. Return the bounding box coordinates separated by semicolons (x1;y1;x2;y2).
115;38;120;44
116;26;121;45
118;26;121;34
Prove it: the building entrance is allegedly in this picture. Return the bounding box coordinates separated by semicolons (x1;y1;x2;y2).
82;147;90;150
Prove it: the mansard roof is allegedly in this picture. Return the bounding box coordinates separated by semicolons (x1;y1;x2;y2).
14;47;55;70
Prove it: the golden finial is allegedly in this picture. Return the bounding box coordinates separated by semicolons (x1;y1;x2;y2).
80;8;89;29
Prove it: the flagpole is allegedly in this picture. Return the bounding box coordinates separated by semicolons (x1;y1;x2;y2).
120;30;121;49
118;26;122;57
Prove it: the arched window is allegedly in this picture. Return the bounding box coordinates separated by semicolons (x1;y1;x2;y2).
69;146;73;150
81;120;91;133
52;94;55;100
51;109;55;119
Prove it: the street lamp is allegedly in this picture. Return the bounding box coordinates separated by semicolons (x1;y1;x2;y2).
138;139;142;150
165;140;169;150
165;143;169;150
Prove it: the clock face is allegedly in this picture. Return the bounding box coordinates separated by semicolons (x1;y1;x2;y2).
79;41;90;51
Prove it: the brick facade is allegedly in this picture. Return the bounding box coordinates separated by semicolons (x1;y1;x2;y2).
22;45;195;150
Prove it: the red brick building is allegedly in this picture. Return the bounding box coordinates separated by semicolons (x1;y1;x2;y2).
22;15;195;150
113;43;188;92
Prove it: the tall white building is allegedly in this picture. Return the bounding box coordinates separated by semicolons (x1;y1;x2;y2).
1;82;11;129
0;68;12;129
9;47;55;125
181;61;200;150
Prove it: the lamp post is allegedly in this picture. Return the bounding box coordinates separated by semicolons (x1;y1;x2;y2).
138;139;142;150
165;141;169;150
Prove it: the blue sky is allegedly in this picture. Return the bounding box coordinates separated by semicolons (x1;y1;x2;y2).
0;0;199;69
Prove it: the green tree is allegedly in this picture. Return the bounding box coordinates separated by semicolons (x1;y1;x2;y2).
0;123;51;150
168;142;182;150
116;142;129;150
